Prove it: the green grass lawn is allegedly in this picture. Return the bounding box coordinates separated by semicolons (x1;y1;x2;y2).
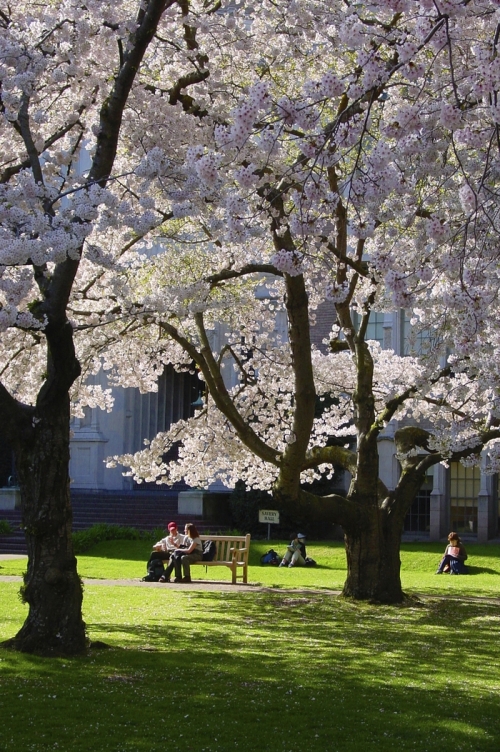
1;540;499;752
2;538;500;596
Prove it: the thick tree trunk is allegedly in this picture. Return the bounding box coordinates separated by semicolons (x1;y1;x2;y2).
3;396;86;656
342;507;404;604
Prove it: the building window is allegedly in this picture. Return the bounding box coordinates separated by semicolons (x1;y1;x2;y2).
353;311;385;345
365;311;385;345
402;313;437;356
404;470;432;533
449;463;480;535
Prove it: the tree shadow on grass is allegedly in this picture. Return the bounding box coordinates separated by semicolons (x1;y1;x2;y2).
3;591;499;751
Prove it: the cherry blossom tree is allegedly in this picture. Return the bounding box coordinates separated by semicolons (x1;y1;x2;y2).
2;0;500;665
104;0;500;603
0;0;213;655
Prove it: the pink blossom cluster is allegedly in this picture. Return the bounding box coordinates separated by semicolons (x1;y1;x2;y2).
216;82;271;150
136;148;171;179
195;152;220;188
426;216;448;242
234;164;257;189
458;184;476;214
398;41;419;64
319;72;344;99
276;96;297;126
325;282;349;304
270;249;304;276
439;103;462;131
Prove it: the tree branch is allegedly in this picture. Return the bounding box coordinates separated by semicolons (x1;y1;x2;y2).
160;316;280;466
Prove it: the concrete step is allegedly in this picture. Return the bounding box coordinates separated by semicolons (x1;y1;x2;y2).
0;489;231;554
0;527;25;555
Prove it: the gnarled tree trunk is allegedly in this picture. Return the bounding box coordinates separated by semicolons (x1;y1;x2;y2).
3;391;86;656
1;318;86;656
342;506;405;603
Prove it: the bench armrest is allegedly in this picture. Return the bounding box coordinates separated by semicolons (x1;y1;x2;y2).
229;546;248;561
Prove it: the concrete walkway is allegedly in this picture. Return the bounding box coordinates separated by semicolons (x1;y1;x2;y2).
0;575;272;592
0;554;26;560
0;555;301;593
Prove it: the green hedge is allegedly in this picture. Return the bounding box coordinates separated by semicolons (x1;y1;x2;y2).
0;520;13;535
72;523;152;554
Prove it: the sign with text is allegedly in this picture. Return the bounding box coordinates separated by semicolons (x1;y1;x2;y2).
259;509;280;525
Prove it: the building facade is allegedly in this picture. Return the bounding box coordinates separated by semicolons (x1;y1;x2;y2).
346;309;499;543
1;297;498;541
68;365;201;491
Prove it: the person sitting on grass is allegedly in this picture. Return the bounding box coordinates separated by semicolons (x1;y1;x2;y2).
279;533;307;568
160;522;203;583
436;532;468;574
142;522;185;581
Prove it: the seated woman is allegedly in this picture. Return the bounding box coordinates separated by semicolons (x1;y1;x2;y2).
436;532;468;574
160;522;203;583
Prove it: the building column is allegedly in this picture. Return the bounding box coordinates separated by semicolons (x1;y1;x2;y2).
70;407;108;490
477;457;494;543
429;463;447;541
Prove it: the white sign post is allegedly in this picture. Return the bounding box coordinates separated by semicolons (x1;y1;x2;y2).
258;509;280;540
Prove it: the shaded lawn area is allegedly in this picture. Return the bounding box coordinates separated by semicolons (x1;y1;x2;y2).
1;578;500;752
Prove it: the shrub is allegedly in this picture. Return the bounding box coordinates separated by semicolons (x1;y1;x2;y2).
0;520;13;535
229;481;297;538
150;526;166;543
72;523;148;554
229;480;345;540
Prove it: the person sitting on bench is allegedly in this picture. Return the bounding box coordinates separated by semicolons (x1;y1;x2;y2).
143;522;185;581
160;522;203;583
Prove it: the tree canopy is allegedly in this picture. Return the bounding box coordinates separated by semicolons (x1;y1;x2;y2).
2;0;500;645
101;2;500;497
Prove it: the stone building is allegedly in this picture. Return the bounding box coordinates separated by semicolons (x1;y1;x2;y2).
1;291;498;540
68;365;201;491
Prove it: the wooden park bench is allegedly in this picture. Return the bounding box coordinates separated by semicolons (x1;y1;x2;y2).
164;533;250;584
196;534;250;584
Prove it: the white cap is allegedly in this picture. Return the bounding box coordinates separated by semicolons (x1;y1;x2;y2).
297;533;306;539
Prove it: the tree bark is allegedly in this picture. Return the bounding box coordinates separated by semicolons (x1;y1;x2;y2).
2;397;86;655
0;0;175;655
1;325;86;656
342;506;405;603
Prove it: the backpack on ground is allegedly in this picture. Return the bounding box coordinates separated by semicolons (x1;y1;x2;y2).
304;557;317;567
202;539;217;562
142;560;165;582
260;549;280;565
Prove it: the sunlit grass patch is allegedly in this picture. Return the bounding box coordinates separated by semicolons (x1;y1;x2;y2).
1;578;500;752
1;540;499;598
1;542;499;750
0;584;500;752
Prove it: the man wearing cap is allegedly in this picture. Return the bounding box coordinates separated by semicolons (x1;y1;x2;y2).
143;522;186;580
279;533;307;568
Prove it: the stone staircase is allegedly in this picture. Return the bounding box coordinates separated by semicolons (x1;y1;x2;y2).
0;508;26;555
0;487;230;555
